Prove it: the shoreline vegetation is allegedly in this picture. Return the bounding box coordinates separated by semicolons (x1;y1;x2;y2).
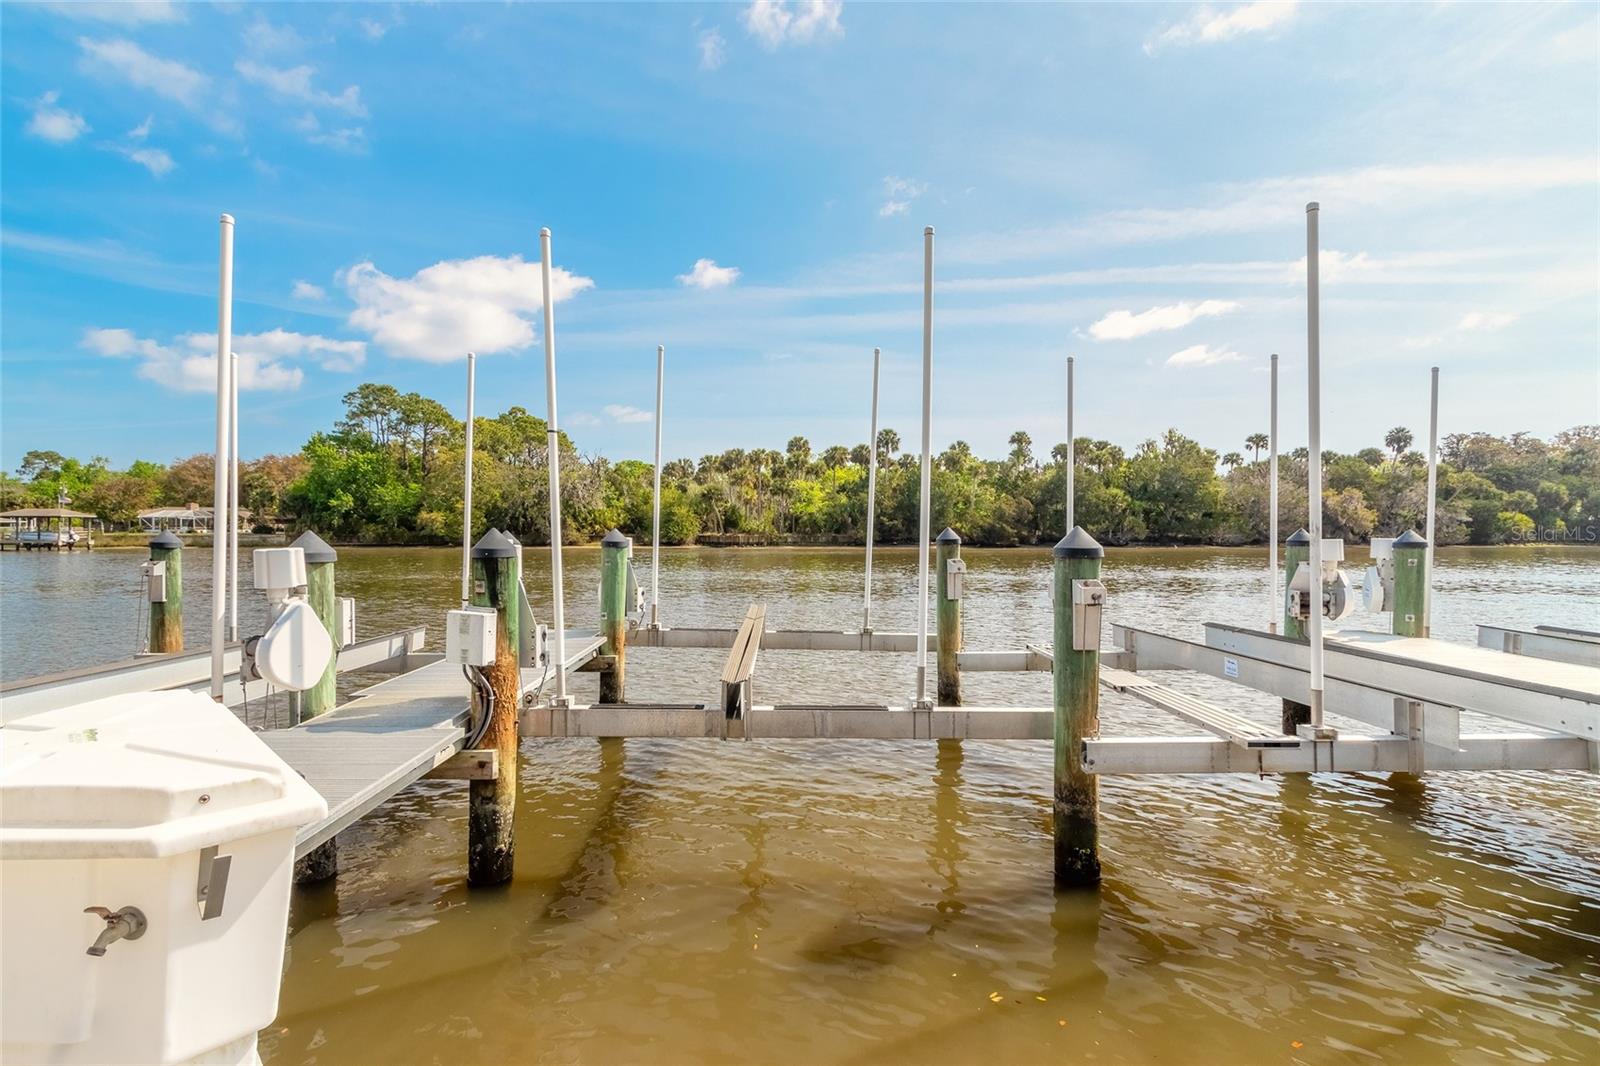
7;383;1597;550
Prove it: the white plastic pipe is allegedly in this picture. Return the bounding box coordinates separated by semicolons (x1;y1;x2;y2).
210;214;234;701
1305;203;1325;729
1269;352;1280;634
651;344;664;627
1065;355;1075;534
461;352;476;608
863;346;881;633
540;228;569;702
916;227;934;707
228;351;239;643
1424;365;1440;635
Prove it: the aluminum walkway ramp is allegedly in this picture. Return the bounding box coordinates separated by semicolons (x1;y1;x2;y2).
262;631;608;858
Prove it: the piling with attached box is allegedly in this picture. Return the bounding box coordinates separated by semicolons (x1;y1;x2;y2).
1053;526;1103;887
147;531;183;653
599;529;629;704
469;529;521;885
935;527;962;705
292;530;341;884
294;531;339;719
1390;530;1429;638
1280;528;1312;734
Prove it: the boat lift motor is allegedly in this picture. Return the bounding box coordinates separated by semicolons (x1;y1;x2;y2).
1286;538;1358;623
244;547;334;691
1362;537;1395;613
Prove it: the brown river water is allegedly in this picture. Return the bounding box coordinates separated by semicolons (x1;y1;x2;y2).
3;544;1598;1064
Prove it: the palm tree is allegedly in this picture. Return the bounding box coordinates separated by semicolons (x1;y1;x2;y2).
1222;452;1244;470
1008;430;1034;467
1385;426;1413;463
1245;433;1269;462
876;428;900;463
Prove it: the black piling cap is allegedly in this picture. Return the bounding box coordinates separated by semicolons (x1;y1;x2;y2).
291;530;337;564
1286;528;1312;546
472;528;518;559
601;528;629;548
148;530;183;550
1054;526;1104;559
1392;529;1429;549
936;527;961;545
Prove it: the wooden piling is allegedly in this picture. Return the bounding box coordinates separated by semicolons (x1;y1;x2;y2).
935;527;962;705
599;528;629;704
292;530;340;884
469;529;520;885
1052;526;1103;888
1281;528;1312;734
147;531;183;654
294;531;339;720
1390;530;1429;638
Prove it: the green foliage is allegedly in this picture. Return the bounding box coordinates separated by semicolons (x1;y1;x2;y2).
17;384;1597;549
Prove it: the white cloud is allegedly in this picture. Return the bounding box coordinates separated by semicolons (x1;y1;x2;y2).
113;145;175;176
36;1;183;25
81;327;364;392
25;90;89;143
78;37;207;108
1166;344;1243;368
1089;298;1239;340
677;258;741;289
567;412;602;427
742;1;843;49
340;254;595;361
236;60;367;117
1146;1;1298;54
127;115;152;140
945;156;1598;265
1458;310;1517;332
292;280;327;302
359;18;392;40
292;112;367;152
604;404;654;424
243;17;303;53
878;175;927;218
699;27;727;70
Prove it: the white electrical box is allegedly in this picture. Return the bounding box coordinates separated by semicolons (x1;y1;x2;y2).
144;560;167;603
946;558;966;600
1070;579;1106;652
337;596;356;648
446;607;497;667
252;547;306;592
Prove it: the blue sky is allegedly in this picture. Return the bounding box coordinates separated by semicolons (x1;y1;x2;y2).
3;1;1596;470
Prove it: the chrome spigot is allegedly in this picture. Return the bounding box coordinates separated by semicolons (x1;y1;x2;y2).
83;906;148;956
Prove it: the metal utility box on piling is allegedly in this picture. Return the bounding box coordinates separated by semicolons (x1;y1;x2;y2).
1280;528;1312;734
146;531;183;654
1052;526;1103;888
469;529;521;885
935;528;963;706
599;529;630;703
1390;530;1429;638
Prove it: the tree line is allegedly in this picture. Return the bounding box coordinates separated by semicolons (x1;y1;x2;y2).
5;381;1596;548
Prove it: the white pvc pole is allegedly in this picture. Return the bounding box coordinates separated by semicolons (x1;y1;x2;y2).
1065;355;1075;534
1305;203;1325;731
916;227;934;707
1269;352;1280;634
228;351;239;642
210;213;234;701
1424;365;1439;636
651;344;664;628
461;352;476;608
540;228;569;703
863;346;881;633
